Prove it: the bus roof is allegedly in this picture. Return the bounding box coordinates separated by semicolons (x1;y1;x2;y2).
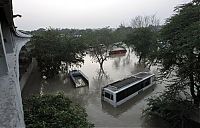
104;72;153;92
134;72;152;78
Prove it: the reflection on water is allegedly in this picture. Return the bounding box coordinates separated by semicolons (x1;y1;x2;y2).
22;51;167;127
92;68;111;92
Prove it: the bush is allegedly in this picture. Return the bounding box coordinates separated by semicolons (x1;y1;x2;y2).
143;89;197;128
23;93;94;128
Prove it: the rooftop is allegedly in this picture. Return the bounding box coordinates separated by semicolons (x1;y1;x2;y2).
134;72;152;78
104;72;153;92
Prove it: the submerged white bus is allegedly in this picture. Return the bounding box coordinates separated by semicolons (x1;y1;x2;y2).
101;72;156;107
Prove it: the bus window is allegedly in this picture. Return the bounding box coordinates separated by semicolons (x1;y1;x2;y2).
105;92;113;100
116;82;144;102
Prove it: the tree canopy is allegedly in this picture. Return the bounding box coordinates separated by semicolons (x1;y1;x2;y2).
144;1;200;127
125;27;158;63
124;15;160;64
158;0;200;105
31;29;86;78
81;27;115;68
23;93;94;128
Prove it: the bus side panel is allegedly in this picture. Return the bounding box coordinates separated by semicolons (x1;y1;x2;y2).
103;98;116;107
116;75;155;107
116;92;138;106
143;76;155;91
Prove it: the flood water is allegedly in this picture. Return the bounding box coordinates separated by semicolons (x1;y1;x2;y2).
22;50;167;128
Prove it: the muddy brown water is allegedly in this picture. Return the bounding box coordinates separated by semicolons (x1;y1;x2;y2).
22;51;168;128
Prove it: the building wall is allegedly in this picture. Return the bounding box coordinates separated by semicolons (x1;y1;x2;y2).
0;3;31;127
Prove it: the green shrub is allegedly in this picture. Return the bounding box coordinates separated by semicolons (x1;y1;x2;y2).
143;89;197;128
23;93;94;128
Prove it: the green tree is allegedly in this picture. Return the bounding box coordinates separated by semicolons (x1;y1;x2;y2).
125;27;158;63
23;93;94;128
144;1;200;127
144;86;197;128
158;0;200;105
31;29;85;78
112;24;132;43
82;27;114;68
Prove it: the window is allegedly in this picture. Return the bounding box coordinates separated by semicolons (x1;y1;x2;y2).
104;92;113;100
116;83;143;102
105;92;110;99
116;77;153;102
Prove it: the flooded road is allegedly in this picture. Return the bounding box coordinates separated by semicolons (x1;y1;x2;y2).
22;51;167;128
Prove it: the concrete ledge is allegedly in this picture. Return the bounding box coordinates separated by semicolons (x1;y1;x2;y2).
0;38;30;127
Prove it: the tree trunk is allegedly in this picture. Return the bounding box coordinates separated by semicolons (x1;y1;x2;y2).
100;61;103;69
139;55;142;63
189;74;200;107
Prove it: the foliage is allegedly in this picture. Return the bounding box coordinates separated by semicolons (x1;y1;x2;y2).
125;27;158;63
158;0;200;105
81;27;115;68
23;93;94;128
31;28;86;78
31;26;133;72
144;1;200;127
90;45;108;69
143;84;197;128
112;24;132;43
125;15;160;64
81;27;115;47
